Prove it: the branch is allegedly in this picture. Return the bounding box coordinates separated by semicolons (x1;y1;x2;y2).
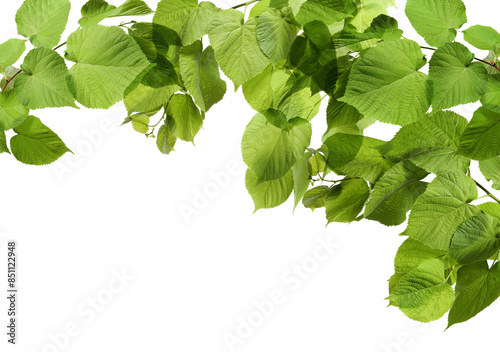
420;45;500;72
53;42;67;51
231;0;260;9
475;180;500;204
2;70;22;91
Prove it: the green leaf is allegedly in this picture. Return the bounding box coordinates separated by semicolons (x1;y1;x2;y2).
325;133;393;184
379;111;470;174
480;75;500;113
66;26;150;109
131;114;149;134
242;65;290;112
124;83;179;114
166;94;203;142
389;258;455;322
0;39;26;73
79;0;153;27
463;25;500;51
448;262;500;328
325;179;370;224
249;0;289;18
349;1;387;32
208;10;271;87
0;130;8;154
154;0;219;46
242;111;312;183
179;41;226;112
246;168;294;212
16;0;71;48
340;39;431;126
292;152;312;210
256;8;299;64
294;0;356;32
0;90;29;130
479;157;500;191
302;185;330;210
364;161;428;226
156;118;176;154
394;238;446;277
15;48;76;109
404;172;481;251
479;203;500;219
10;116;71;165
457;107;500;161
429;43;488;111
405;0;466;47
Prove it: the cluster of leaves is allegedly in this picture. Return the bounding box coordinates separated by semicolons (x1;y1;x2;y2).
2;0;500;327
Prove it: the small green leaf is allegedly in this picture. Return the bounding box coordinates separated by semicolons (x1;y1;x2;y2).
0;90;29;130
131;114;149;134
156;118;176;154
166;94;203;142
394;238;446;277
405;0;467;47
302;185;330;210
457;107;500;161
0;129;8;154
325;179;370;224
16;0;71;48
242;66;291;112
295;0;356;32
0;39;26;73
463;25;500;51
124;83;179;114
79;0;153;27
479;157;500;191
480;74;500;113
10;116;71;165
292;152;312;210
246;168;294;212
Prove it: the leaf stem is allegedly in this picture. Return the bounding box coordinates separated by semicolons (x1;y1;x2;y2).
231;0;260;9
475;180;500;204
2;70;22;91
420;45;500;72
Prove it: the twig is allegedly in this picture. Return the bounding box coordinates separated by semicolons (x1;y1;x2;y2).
2;70;22;91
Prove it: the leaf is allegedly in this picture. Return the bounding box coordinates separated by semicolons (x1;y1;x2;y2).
429;42;488;111
404;172;481;251
124;83;179;114
389;258;455;322
208;10;271;87
16;0;71;48
479;203;500;219
249;0;289;18
256;8;299;64
10;116;71;165
0;90;29;130
179;41;226;112
379;111;470;174
325;133;393;184
364;161;428;226
242;111;312;183
340;39;431;126
349;1;387;32
294;0;356;32
292;152;312;210
0;39;26;73
66;26;150;109
154;0;219;46
463;25;500;51
166;94;203;142
15;48;76;109
448;214;500;265
79;0;153;27
131;114;149;134
448;262;500;328
242;65;290;112
405;0;467;47
457;107;500;161
325;179;370;224
156;118;176;154
480;75;500;113
246;168;294;212
302;185;330;210
394;238;446;277
479;157;500;191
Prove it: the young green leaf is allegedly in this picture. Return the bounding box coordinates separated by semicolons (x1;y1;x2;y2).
245;168;294;212
166;94;203;142
242;66;291;112
0;39;26;74
294;0;356;32
156;118;176;154
479;157;500;191
79;0;153;27
124;84;179;114
131;114;149;134
292;152;312;210
0;90;29;130
0;129;9;154
457;107;500;160
325;179;370;224
463;25;500;51
302;185;330;210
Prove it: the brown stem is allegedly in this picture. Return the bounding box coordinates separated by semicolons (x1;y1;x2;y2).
2;70;22;91
474;57;500;72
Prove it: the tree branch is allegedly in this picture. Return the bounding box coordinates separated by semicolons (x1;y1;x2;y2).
2;70;22;91
420;45;500;72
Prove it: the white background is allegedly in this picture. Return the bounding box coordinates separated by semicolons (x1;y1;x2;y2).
0;0;499;351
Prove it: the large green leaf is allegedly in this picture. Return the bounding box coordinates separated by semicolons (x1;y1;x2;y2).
154;0;219;46
0;39;26;73
341;39;431;126
325;133;393;184
256;8;299;64
389;258;455;322
10;116;71;165
242;65;290;112
246;168;294;212
0;90;29;130
379;111;470;174
463;25;500;51
364;161;428;226
166;94;203;142
479;157;500;191
404;172;481;251
79;0;153;27
457;107;500;161
15;48;76;109
394;238;446;277
16;0;71;48
208;10;270;87
294;0;356;32
66;26;150;109
448;214;500;265
325;179;370;224
405;0;466;47
429;43;488;111
242;111;312;183
179;41;226;112
448;262;500;328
